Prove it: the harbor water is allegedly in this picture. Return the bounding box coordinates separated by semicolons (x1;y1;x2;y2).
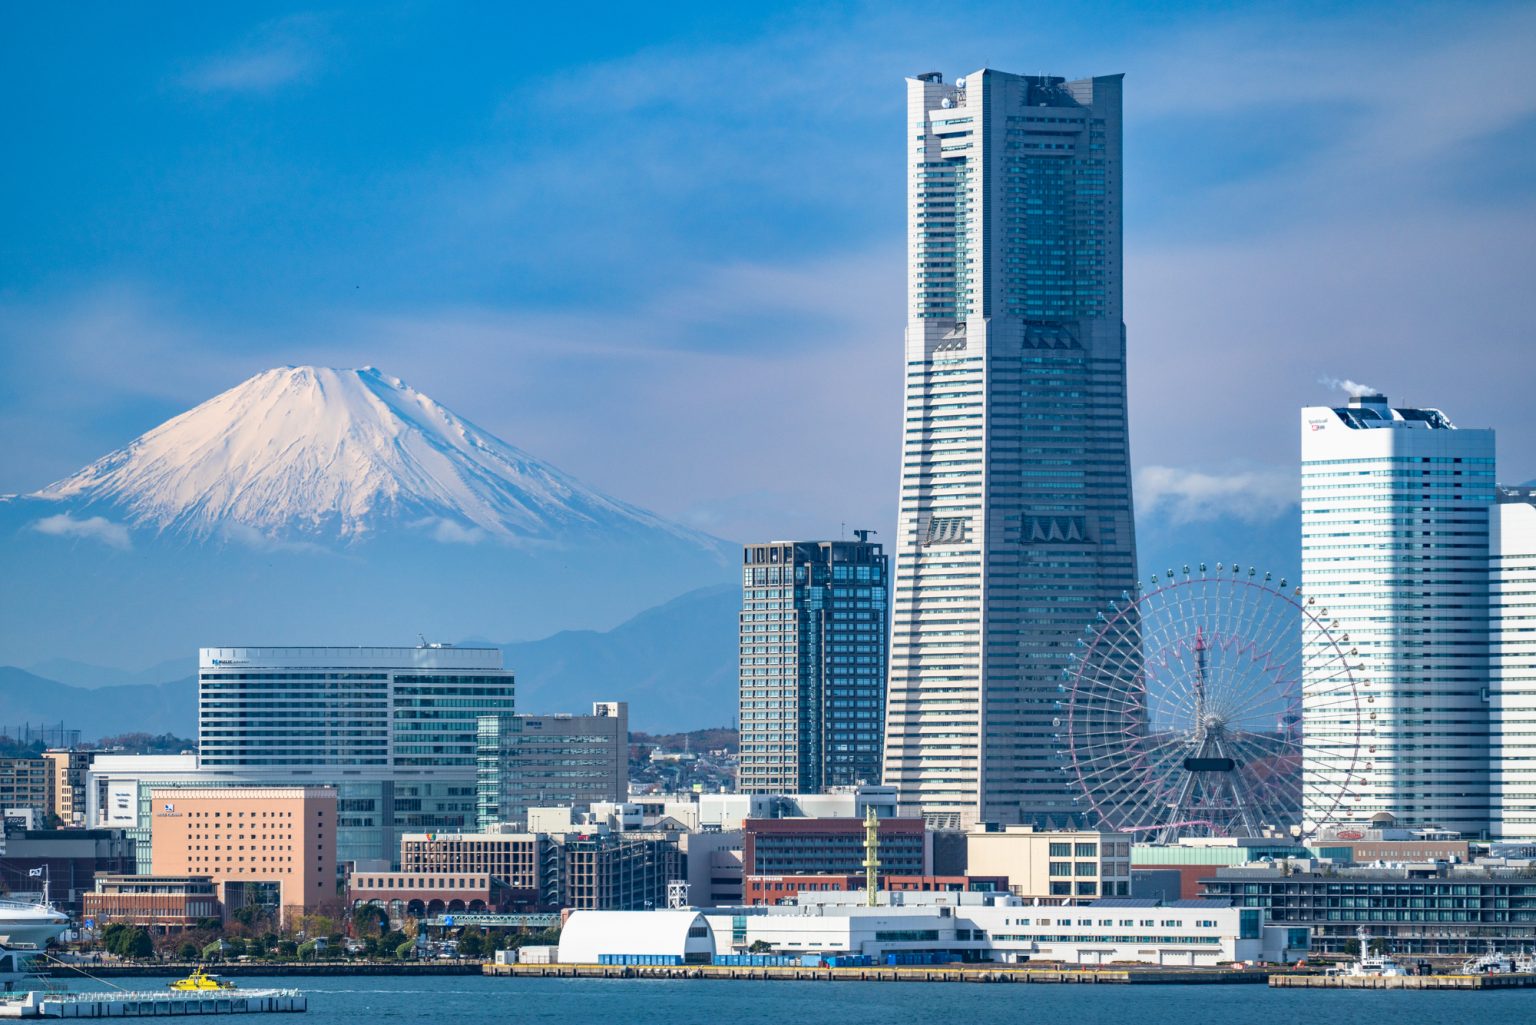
44;974;1535;1023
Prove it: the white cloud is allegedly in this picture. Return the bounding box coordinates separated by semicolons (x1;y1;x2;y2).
1318;377;1380;399
31;513;132;550
217;522;330;554
180;15;326;95
1136;466;1296;524
414;517;488;546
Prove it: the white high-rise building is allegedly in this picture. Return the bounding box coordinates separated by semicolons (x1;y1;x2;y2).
1492;486;1536;837
883;70;1138;829
1300;394;1495;835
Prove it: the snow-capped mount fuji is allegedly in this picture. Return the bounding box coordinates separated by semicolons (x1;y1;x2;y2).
33;365;715;549
1;366;733;674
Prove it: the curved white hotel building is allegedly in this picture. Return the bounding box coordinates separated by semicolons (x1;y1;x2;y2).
1300;394;1495;835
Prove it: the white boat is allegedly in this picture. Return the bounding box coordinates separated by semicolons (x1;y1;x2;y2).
0;897;69;948
1325;926;1411;977
1459;942;1531;975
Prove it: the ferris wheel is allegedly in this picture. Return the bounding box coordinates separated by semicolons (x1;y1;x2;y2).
1060;563;1364;843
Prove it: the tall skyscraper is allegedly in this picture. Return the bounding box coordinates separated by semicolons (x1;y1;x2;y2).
883;70;1138;828
1300;394;1495;835
738;536;889;794
1492;485;1536;837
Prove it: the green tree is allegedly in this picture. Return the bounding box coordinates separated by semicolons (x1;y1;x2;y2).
202;941;225;962
1342;940;1361;957
101;923;130;950
178;942;200;961
395;940;415;960
748;940;773;953
125;929;153;959
224;938;247;958
296;940;317;961
351;905;387;938
458;932;484;958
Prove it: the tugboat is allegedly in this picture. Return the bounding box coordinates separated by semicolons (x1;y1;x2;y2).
168;966;238;991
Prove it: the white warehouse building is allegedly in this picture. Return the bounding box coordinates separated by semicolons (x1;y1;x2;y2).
559;893;1306;967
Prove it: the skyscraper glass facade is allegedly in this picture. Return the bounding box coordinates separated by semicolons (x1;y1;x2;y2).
884;70;1138;828
738;539;889;794
198;646;515;771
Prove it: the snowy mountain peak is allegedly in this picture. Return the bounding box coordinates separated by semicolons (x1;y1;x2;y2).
32;365;716;548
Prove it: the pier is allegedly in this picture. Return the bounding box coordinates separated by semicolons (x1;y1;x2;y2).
485;963;1271;984
1271;972;1536;990
0;989;306;1018
44;962;481;979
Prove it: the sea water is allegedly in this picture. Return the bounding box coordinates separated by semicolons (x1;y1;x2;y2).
53;974;1535;1024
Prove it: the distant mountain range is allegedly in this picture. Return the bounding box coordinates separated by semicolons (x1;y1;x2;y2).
0;583;739;737
0;366;735;690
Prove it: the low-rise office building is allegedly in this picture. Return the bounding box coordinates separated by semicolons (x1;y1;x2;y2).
397;828;686;911
476;703;628;829
562;832;683;911
744;874;1006;906
743;817;929;877
0;829;134;915
1131;838;1310;900
0;758;52;822
346;871;516;916
558;894;1306;967
400;831;544;896
1201;863;1536;954
966;826;1132;901
83;875;221;933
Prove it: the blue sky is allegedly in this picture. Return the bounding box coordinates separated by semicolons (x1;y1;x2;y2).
3;0;1534;563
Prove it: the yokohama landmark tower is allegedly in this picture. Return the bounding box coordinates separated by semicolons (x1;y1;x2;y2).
883;70;1139;829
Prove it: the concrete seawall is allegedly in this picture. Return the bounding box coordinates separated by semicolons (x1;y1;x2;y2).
45;962;482;979
486;963;1271;985
1272;972;1536;990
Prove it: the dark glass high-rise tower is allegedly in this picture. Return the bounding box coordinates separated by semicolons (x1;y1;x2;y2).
882;70;1139;828
738;537;889;794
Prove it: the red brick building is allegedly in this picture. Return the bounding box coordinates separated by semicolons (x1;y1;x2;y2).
83;875;221;934
744;873;1008;906
742;818;930;877
347;871;519;916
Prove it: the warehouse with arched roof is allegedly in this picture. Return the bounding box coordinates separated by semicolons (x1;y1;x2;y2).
557;910;717;964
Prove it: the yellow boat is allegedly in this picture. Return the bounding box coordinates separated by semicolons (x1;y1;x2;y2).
168;967;237;991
